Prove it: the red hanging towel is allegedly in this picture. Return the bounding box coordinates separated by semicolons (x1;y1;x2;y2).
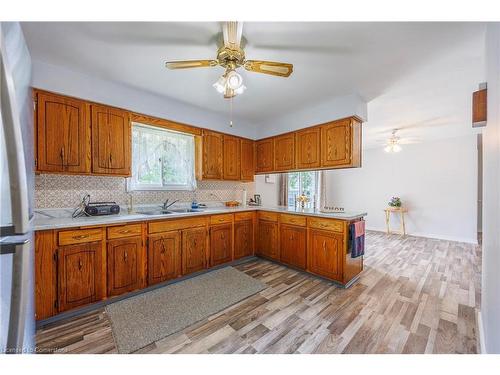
354;220;365;238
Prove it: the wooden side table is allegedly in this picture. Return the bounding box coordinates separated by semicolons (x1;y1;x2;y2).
384;207;408;235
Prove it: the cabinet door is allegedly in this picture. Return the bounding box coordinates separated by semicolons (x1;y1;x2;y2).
296;127;321;169
257;221;279;260
91;104;131;175
202;130;223;179
182;227;208;275
57;241;104;312
234;220;254;259
107;236;143;297
223;135;240;180
255;138;274;173
307;229;343;281
148;231;181;285
280;224;306;269
274;133;295;171
240;139;255;181
210;224;233;266
321;119;352;167
36;92;91;173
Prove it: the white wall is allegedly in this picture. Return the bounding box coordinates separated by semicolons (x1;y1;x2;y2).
254;174;279;206
31;60;260;139
324;135;478;243
481;23;500;354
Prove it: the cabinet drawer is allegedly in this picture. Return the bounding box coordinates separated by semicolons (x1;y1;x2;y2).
58;228;103;246
307;217;344;232
234;211;254;222
210;214;233;225
258;211;278;222
280;213;306;227
107;224;142;239
149;217;207;234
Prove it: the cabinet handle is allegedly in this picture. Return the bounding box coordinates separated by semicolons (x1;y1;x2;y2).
78;259;83;271
161;243;166;254
322;240;327;252
109;153;113;166
119;229;131;234
124;251;128;262
73;234;89;240
219;218;225;222
290;235;293;241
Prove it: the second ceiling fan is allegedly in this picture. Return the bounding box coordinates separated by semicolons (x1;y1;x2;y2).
165;22;293;99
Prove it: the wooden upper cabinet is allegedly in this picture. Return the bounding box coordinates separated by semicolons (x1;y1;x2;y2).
321;119;352;167
255;138;274;173
57;241;105;313
91;104;131;176
307;229;343;281
296;126;321;169
202;130;223;180
210;223;233;266
234;219;254;259
107;236;144;297
223;135;240;180
274;133;295;171
182;227;208;275
36;92;91;173
240;139;255;181
148;231;181;285
280;224;306;270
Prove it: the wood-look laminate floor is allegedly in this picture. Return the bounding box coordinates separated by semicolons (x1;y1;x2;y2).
35;231;481;354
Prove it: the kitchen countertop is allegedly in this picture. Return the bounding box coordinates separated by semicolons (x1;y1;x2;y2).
33;205;367;231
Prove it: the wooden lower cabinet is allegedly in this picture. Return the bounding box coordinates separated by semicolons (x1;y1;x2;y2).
307;228;343;281
210;224;233;266
182;227;208;275
257;220;279;260
148;231;181;285
57;241;105;313
234;220;254;259
280;224;306;270
107;236;145;297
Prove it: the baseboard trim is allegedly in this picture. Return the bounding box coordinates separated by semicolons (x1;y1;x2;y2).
366;227;478;244
477;310;487;354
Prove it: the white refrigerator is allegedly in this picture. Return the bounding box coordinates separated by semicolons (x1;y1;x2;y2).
0;22;35;354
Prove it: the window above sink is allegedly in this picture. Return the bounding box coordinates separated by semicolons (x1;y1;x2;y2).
128;123;197;191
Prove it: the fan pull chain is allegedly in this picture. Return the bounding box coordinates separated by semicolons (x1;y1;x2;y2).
229;96;233;127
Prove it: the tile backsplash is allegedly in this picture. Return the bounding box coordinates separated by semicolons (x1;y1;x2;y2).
35;174;255;209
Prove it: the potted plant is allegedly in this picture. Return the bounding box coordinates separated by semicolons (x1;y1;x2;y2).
388;196;402;208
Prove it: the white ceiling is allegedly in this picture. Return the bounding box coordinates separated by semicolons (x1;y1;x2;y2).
21;22;486;145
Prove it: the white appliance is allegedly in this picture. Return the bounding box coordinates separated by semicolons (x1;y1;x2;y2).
0;22;35;354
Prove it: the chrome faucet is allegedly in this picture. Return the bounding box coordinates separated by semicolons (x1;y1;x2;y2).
162;198;179;210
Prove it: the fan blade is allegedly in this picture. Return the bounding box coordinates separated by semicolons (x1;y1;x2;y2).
165;60;218;69
222;22;243;50
244;60;293;77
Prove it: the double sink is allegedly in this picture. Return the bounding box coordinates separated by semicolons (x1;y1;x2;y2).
137;208;206;216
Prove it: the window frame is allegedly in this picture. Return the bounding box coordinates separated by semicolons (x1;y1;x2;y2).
128;122;197;192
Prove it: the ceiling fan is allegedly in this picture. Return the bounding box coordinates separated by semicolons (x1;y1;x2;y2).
381;129;421;153
165;22;293;99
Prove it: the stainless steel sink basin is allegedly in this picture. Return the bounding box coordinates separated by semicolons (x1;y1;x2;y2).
137;210;174;215
169;208;205;213
137;208;204;215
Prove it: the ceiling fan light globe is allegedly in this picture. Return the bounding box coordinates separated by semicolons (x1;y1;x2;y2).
234;84;246;95
213;76;227;94
226;70;243;90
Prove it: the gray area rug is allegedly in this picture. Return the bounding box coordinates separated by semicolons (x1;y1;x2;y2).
105;266;267;353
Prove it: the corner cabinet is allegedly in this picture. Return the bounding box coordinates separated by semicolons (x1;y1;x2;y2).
91;104;131;176
240;139;255;181
201;130;224;180
255;138;274;173
223;135;241;180
36;92;91;174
